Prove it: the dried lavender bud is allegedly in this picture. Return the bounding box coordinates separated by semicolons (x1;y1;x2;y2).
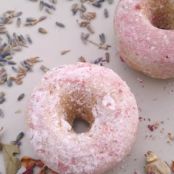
86;25;95;34
92;1;102;8
40;1;56;10
16;18;21;27
104;8;109;18
14;11;23;18
105;52;110;63
11;66;18;73
80;32;89;44
0;108;4;118
0;97;5;104
0;92;5;98
0;68;7;84
12;132;25;145
40;65;49;73
107;0;114;4
38;16;47;22
61;50;71;55
49;0;57;4
6;78;13;87
45;8;52;14
26;35;32;44
71;3;79;15
55;21;65;28
7;61;16;65
17;93;25;101
99;33;106;45
38;27;48;34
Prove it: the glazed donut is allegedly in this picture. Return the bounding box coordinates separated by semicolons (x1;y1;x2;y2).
115;0;174;79
27;63;139;174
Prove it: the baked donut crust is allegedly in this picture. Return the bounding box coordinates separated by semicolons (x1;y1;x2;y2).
27;63;139;174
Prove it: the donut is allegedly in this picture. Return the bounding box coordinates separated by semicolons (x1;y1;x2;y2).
115;0;174;79
27;63;139;174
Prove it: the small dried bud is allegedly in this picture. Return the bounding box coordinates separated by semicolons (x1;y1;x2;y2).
145;151;171;174
145;151;158;163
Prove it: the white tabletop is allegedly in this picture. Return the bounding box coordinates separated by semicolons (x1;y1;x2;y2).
0;0;174;174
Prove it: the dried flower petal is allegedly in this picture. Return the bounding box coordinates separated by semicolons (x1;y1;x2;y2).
2;144;21;174
145;151;171;174
171;161;174;172
21;157;58;174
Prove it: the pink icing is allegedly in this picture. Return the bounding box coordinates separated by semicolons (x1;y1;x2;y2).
115;0;174;79
27;63;139;174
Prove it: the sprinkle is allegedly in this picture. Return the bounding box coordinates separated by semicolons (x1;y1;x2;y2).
55;21;65;28
38;27;48;34
60;49;71;55
17;93;25;101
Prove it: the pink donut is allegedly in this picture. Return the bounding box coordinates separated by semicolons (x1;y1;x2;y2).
115;0;174;79
27;63;139;174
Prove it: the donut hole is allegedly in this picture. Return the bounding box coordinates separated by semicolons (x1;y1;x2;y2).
60;91;96;134
143;0;174;30
72;117;90;133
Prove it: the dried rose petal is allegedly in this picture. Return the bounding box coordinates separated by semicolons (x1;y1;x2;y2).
21;157;36;169
171;161;174;172
21;156;58;174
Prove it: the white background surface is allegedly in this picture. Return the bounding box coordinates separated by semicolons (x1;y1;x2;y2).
0;0;174;174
